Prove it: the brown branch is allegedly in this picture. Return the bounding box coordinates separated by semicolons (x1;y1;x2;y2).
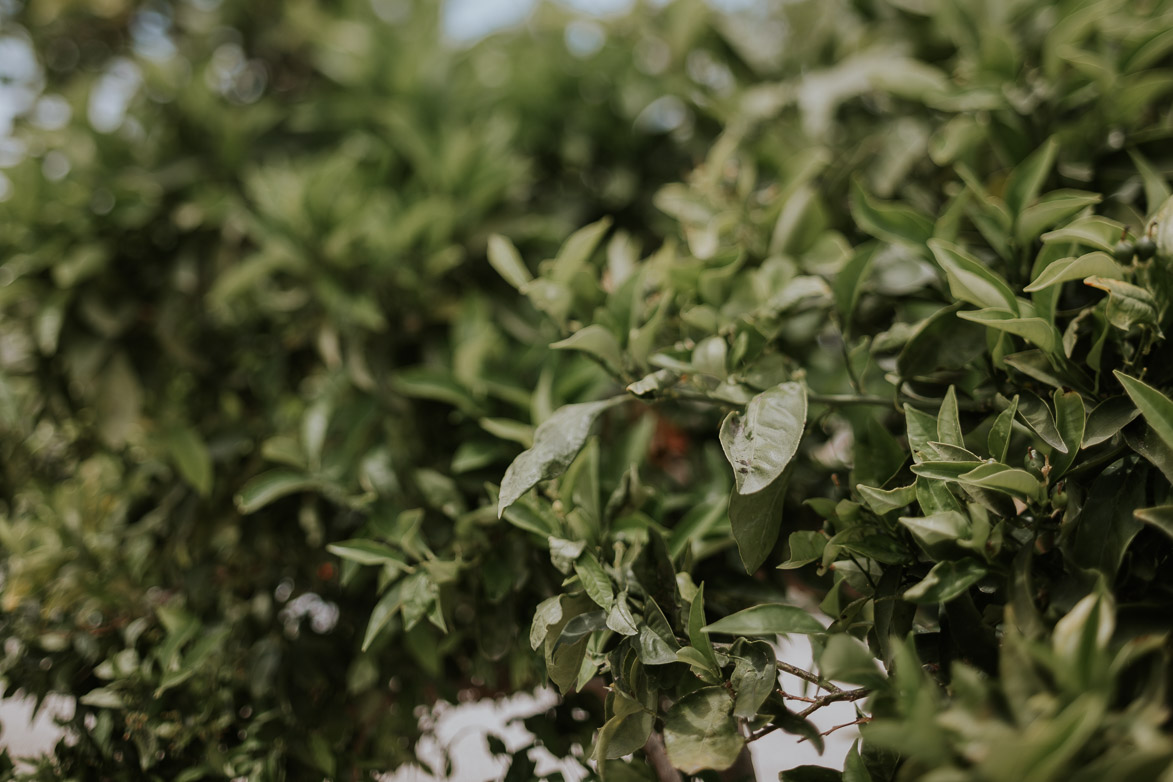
775;661;841;692
796;687;871;719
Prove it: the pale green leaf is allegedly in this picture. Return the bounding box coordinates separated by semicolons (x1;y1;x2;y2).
702;603;826;636
720;382;807;495
497;397;624;516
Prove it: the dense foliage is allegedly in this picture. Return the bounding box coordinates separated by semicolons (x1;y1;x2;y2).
4;0;1173;780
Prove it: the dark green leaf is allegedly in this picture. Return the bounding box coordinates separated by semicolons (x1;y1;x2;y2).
1134;506;1173;543
728;473;787;573
1083;396;1139;448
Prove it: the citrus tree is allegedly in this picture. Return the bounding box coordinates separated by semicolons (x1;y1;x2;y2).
4;0;1173;781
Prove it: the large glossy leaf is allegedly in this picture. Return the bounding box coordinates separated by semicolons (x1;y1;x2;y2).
1083;396;1139;448
957;308;1062;354
663;687;745;774
720;381;807;495
1041;215;1126;253
702;603;826;636
1024;251;1123;292
497;397;624;516
728;472;788;573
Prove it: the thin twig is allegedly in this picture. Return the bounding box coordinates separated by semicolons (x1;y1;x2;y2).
796;687;871;719
775;661;839;691
819;716;872;737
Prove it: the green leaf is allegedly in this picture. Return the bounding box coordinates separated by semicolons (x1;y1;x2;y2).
479;418;534;447
637;625;679;665
818;634;885;688
1041;216;1127;254
1134;506;1173;542
497;397;624;516
1051;389;1085;477
597;705;654;761
486;234;532;290
235;470;327;514
1064;465;1145;580
730;639;777;718
928;239;1017;312
1085;277;1159;332
1005;136;1058;217
550;217;611;283
550;325;624;369
165;426;213;497
530;595;565;651
728;473;787;573
1083;396;1139;448
1024;251;1123;292
896;303;987;379
626;368;680;398
904;404;940;463
856;484;916;516
326;540;409;569
574;551;614;611
1128;149;1172;215
688;584;720;672
663;687;745;774
850;177;934;247
702;603;826;636
833;243;878;337
606;592;640;637
1016;190;1103;244
720;381;807;495
1017;392;1068;453
957;308;1062;354
1115;371;1173;452
988;396;1018;462
936;386;963;447
899;511;971;558
957;463;1045;503
778;531;827;570
903;559;988;604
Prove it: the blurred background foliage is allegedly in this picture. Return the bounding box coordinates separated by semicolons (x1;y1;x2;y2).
0;0;738;777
